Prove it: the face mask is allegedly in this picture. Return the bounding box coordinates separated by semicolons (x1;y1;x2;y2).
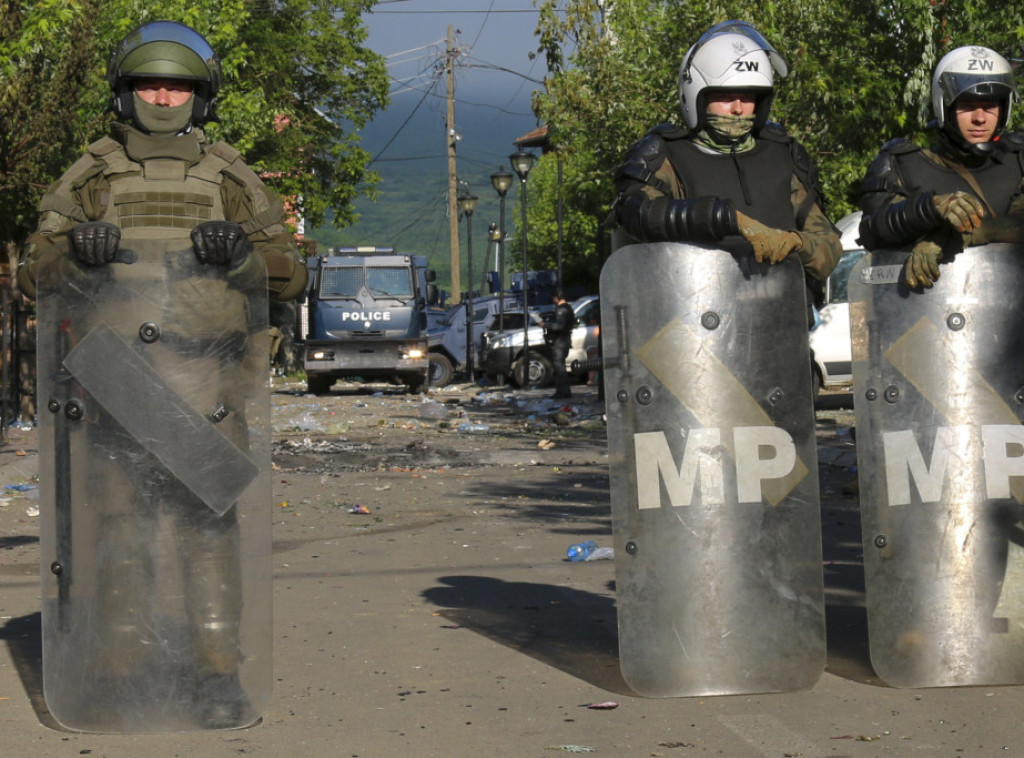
696;113;756;153
132;92;194;135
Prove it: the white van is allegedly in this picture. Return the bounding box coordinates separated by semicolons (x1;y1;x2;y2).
809;211;865;394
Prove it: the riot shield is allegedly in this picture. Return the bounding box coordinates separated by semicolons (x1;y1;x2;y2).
601;242;825;697
850;243;1024;688
37;240;272;732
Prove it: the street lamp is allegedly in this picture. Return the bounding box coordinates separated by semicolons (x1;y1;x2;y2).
509;148;536;388
490;167;514;337
457;192;478;382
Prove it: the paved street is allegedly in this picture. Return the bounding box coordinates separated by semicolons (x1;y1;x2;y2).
0;382;1021;757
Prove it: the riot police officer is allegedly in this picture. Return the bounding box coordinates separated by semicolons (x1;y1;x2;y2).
545;290;575;399
859;45;1024;287
18;20;306;301
613;21;841;297
19;21;306;731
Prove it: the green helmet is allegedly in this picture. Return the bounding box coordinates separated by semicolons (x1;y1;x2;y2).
108;21;222;125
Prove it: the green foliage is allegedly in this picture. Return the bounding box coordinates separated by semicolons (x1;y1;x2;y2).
0;0;388;254
528;0;1024;269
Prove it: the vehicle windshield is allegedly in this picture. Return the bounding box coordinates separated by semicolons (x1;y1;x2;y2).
319;265;413;298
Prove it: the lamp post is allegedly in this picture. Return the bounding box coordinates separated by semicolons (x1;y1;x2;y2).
509;148;536;388
457;192;478;382
489;167;513;336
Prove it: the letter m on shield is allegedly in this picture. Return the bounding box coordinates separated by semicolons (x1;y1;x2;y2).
634;429;725;508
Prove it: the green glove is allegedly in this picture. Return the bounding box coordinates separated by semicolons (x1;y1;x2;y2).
735;211;802;264
933;191;985;233
905;239;942;289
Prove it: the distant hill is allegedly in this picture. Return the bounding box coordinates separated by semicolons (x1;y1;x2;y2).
308;96;539;295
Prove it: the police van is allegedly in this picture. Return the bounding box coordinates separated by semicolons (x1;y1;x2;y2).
301;247;438;395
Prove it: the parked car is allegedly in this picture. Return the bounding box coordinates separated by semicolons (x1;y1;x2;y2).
809;211;864;394
480;295;600;388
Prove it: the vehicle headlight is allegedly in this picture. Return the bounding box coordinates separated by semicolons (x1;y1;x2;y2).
404;347;425;359
309;349;334;361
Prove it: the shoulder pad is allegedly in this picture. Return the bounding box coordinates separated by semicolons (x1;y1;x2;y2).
860;149;901;194
55;140;116;190
207;140;242;163
998;131;1024;151
880;137;921;155
758;122;792;143
626;132;667;164
87;136;121;158
649;122;689;140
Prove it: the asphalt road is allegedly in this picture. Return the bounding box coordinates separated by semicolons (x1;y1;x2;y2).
1;381;1022;757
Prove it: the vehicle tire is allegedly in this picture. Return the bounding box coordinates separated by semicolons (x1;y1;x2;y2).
811;367;822;399
512;352;553;389
307;374;333;396
428;352;454;387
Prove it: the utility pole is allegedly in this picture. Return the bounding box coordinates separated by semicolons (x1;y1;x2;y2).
445;25;461;301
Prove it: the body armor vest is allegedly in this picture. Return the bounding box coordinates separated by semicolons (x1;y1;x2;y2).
889;145;1022;216
664;138;796;229
89;136;235;242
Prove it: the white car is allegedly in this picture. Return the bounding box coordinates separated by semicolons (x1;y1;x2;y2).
809;211;865;394
480;295;600;388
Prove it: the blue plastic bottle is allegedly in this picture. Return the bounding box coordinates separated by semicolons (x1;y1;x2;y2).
567;540;597;562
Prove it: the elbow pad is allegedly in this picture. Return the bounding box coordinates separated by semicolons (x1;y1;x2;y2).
879;191;941;241
618;193;738;242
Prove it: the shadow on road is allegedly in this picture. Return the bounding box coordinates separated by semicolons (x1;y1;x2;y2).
422;575;634;695
0;613;61;729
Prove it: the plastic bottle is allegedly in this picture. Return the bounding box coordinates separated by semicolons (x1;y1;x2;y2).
458;422;490;433
566;540;597;562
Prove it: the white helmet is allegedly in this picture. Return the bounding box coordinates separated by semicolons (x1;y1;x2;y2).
931;46;1017;140
678;20;788;132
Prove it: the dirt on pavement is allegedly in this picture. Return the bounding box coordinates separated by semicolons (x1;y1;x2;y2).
3;381;1024;757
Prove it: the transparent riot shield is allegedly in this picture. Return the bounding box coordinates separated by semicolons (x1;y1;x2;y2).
601;242;825;697
850;243;1024;688
37;240;272;732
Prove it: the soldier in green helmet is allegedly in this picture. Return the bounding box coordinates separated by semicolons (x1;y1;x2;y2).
22;21;306;732
18;20;306;299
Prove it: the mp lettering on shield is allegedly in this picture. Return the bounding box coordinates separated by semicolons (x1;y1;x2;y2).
633;426;797;508
882;424;1024;506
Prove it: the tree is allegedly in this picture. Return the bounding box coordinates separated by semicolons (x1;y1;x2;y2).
526;0;1024;274
0;0;388;260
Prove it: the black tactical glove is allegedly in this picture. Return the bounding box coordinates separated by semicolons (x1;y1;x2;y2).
191;221;254;269
69;221;121;266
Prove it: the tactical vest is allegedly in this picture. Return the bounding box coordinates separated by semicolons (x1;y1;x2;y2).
89;136;239;242
87;136;252;337
886;142;1022;216
664;138;796;229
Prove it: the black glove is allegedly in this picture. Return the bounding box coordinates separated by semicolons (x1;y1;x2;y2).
191;221;254;269
69;221;121;266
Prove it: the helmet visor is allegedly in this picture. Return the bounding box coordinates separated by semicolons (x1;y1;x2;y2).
110;21;219;87
118;21;216;65
939;71;1016;105
683;20;788;81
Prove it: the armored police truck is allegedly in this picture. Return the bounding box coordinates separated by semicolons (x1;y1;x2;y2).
302;247;438;395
